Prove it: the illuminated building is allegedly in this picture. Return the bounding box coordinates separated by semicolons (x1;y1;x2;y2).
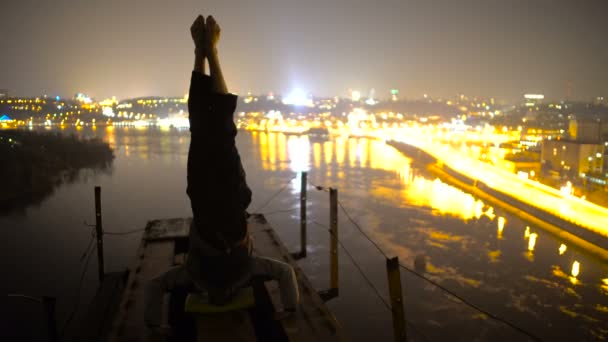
524;94;544;108
391;89;399;102
541;139;604;178
568;119;608;142
0;89;7;98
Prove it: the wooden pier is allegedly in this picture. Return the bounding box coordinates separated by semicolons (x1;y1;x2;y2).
75;215;344;341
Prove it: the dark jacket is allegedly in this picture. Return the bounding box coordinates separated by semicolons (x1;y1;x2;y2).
185;71;253;291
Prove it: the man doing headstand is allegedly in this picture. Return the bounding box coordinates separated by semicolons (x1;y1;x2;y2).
144;14;299;332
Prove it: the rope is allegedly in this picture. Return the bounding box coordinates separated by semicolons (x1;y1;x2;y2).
331;197;542;342
61;240;97;336
337;200;389;259
308;181;330;192
253;175;298;213
103;228;146;236
311;219;430;342
260;207;299;216
311;220;391;310
397;263;541;341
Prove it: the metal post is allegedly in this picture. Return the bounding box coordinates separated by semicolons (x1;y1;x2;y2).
329;188;338;294
300;171;307;258
94;186;105;283
386;257;407;342
42;296;57;342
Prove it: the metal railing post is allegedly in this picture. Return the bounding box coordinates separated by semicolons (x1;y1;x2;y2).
319;187;339;302
300;171;307;258
94;186;105;283
386;257;407;342
329;188;339;294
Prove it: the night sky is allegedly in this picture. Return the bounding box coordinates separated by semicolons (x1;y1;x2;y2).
1;0;606;102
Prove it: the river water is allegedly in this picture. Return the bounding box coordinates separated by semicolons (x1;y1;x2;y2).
2;126;607;341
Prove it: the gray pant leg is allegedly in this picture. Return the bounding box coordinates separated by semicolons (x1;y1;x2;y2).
251;256;300;310
144;266;192;326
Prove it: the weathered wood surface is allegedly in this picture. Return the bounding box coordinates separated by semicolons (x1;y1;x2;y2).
107;226;175;342
249;214;345;342
105;216;344;341
144;218;191;241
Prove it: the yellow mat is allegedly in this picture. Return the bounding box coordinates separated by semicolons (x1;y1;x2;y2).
185;287;255;314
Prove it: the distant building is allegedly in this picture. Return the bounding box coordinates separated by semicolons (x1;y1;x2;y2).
0;89;7;98
390;89;399;102
541;139;604;178
568;119;608;142
524;94;544;108
594;96;606;106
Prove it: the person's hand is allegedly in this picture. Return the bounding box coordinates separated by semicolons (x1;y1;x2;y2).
205;15;221;54
190;15;206;53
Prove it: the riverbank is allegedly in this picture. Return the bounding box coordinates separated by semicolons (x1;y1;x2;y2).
387;140;608;262
0;129;114;213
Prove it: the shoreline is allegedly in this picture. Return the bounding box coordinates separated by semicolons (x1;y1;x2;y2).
0;129;114;213
387;140;608;262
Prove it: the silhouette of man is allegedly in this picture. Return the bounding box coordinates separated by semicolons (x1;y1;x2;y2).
144;15;299;334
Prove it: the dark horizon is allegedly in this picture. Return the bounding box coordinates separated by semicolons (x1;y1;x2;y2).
1;0;607;102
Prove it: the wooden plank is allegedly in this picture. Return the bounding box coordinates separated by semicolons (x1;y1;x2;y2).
107;240;175;342
104;216;344;342
249;214;345;341
145;218;191;241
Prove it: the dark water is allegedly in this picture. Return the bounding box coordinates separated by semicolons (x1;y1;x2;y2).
2;127;607;341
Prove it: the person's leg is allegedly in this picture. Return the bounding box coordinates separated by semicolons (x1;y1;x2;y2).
144;266;192;327
251;256;299;310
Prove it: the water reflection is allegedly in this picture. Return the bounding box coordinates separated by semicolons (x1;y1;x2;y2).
4;127;607;341
250;130;608;340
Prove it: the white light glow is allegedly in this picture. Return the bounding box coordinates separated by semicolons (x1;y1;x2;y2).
283;89;313;107
524;94;544;100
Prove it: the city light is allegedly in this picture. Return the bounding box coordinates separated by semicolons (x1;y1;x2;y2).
282;89;313;107
524;94;545;100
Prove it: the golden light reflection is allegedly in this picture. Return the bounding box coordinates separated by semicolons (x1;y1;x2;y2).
254;134;518;222
485;207;496;220
259;132;268;170
571;261;580;277
336;138;345;165
359;139;369;167
278;133;287;167
497;217;505;239
558;244;567;255
348;139;357;168
313;143;321;169
524;226;531;239
488;250;501;263
403;177;486;220
528;233;538;251
105;126;116;148
287;136;310;172
323;141;333;165
268;132;277;171
474;201;484;219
